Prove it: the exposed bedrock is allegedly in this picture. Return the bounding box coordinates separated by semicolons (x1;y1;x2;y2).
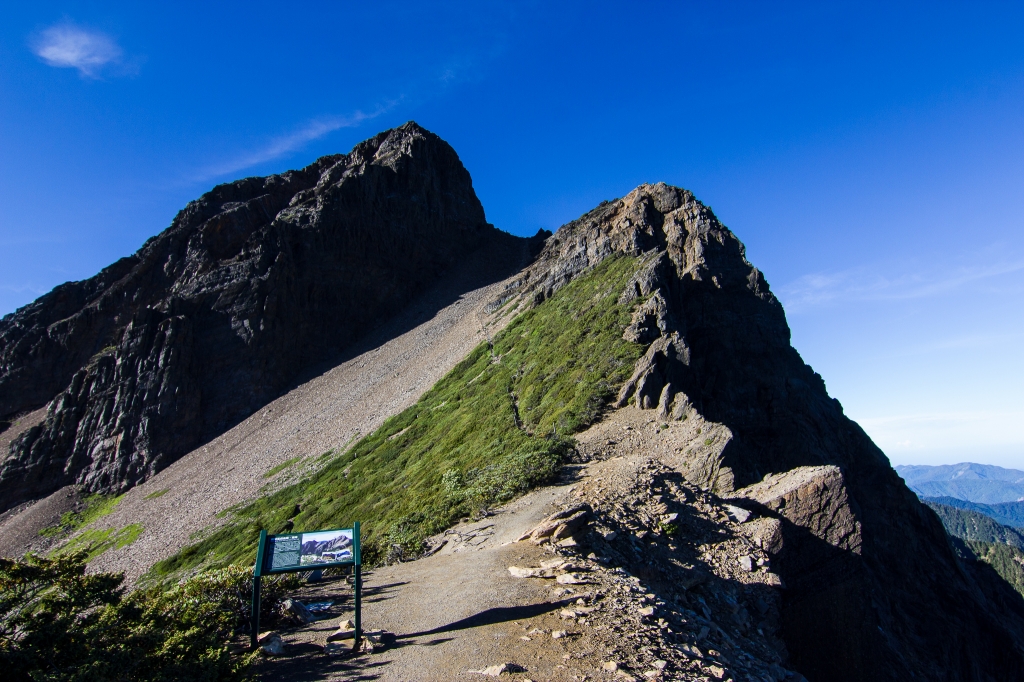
0;122;539;510
498;182;1024;680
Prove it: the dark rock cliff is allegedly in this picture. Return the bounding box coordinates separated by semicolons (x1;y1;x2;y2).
0;122;514;511
497;182;1024;681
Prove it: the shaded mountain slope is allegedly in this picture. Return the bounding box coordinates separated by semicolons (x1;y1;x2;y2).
0;230;534;579
0;122;527;512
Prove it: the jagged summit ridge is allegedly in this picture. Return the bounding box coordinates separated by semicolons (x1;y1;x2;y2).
0;122;507;510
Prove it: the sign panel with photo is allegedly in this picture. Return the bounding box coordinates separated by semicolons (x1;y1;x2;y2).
262;527;356;573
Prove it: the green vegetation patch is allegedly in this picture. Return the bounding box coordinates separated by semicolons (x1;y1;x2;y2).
144;488;170;500
39;493;124;539
263;456;303;479
58;524;145;562
151;255;644;579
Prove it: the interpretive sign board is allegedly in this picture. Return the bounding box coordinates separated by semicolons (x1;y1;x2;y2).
251;522;361;650
264;527;355;572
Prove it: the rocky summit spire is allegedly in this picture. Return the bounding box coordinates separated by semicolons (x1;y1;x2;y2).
0;122;502;510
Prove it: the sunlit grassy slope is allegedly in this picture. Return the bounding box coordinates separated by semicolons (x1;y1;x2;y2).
150;255;644;578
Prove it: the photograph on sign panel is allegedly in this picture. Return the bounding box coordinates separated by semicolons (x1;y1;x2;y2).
299;528;354;565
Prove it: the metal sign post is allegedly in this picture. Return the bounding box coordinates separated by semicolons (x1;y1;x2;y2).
250;522;362;651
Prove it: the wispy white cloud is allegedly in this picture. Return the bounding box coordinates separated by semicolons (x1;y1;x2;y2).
778;258;1024;312
30;23;126;78
196;103;397;182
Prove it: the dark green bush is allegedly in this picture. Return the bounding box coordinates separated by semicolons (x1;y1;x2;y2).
0;553;300;681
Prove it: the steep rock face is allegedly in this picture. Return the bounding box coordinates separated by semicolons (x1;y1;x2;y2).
0;122;509;510
497;182;1024;680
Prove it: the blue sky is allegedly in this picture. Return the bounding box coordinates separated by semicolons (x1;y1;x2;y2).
2;2;1022;468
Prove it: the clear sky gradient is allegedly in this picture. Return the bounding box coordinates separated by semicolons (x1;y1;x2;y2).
2;2;1022;468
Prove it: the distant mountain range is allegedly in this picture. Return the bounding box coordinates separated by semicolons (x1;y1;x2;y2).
895;462;1024;503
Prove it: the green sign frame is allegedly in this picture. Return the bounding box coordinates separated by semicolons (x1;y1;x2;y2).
250;522;361;650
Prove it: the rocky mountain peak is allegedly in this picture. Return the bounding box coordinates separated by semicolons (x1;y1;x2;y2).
0;122;507;511
490;181;1024;680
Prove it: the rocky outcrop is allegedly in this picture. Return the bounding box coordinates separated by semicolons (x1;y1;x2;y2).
0;122;526;511
496;183;1024;680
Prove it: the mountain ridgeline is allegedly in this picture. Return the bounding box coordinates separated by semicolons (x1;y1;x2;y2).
2;123;1024;680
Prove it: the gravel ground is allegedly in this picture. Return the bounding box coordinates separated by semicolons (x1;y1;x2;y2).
0;484;79;558
71;236;531;583
252;407;804;682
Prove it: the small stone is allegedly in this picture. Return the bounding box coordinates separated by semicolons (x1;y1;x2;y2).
257;631;285;656
540;558;567;569
468;663;527;676
326;627;355;642
323;642;346;656
602;530;619;541
509;566;537;578
739;555;754;572
653;660;667;670
520;636;531;641
556;537;578;547
560;609;578;619
660;513;678;523
552;630;567;639
639;606;655;617
643;671;660;679
281;598;316;624
556;572;591;584
707;664;726;679
724;505;752;523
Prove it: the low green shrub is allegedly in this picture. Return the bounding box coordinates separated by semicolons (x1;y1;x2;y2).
58;524;144;562
38;493;123;539
0;553;302;681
